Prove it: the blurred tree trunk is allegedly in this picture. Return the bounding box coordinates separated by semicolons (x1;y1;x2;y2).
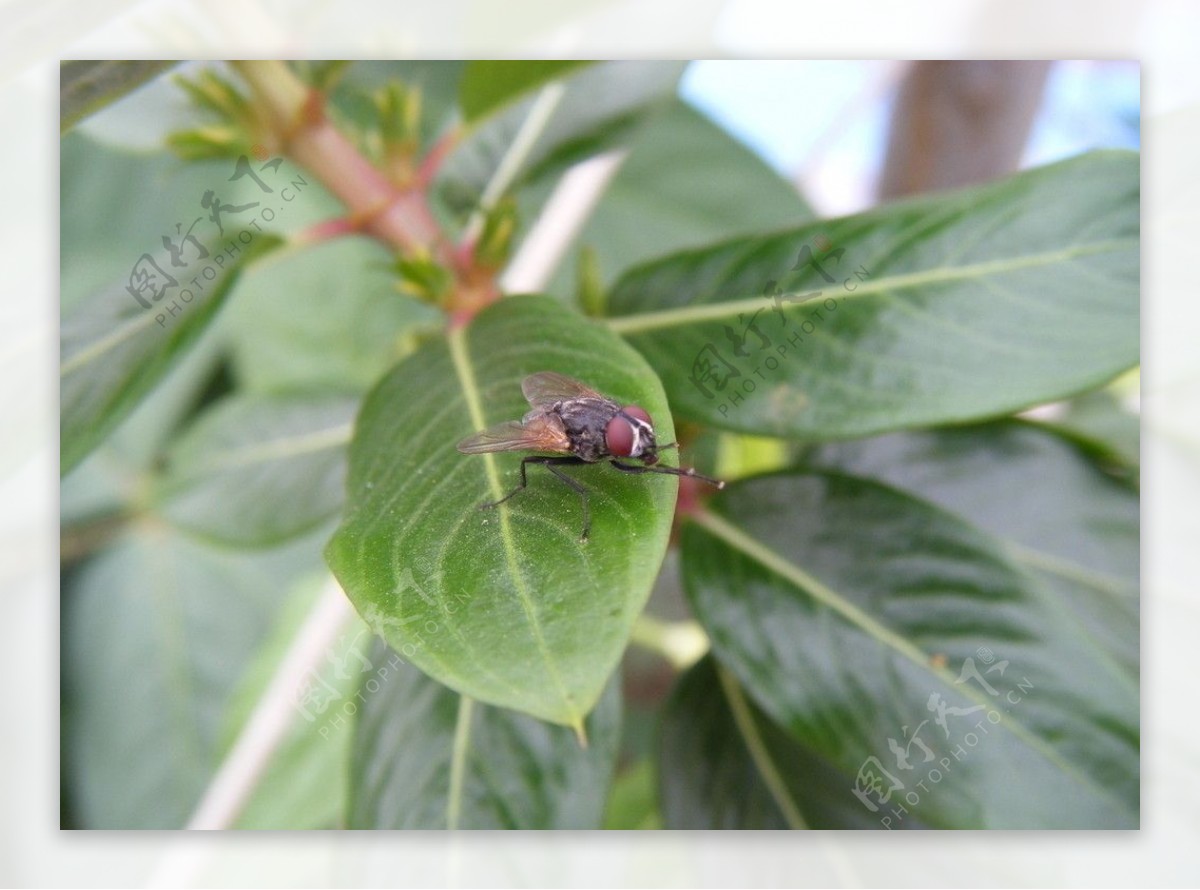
878;61;1052;200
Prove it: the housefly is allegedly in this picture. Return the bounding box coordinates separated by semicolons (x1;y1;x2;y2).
457;371;724;541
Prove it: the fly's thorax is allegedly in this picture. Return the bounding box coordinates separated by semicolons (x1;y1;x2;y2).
555;397;622;462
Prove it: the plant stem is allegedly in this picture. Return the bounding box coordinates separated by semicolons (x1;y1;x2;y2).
230;60;507;322
60;510;131;563
230;60;444;256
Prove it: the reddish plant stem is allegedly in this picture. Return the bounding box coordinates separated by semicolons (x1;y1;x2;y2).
292;215;364;245
280;91;446;255
233;61;498;319
416;128;462;188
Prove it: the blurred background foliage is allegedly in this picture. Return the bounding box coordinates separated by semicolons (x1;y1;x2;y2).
60;60;1139;830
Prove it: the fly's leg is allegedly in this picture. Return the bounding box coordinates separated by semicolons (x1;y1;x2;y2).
544;461;592;542
481;456;593;542
609;459;725;489
480;455;537;508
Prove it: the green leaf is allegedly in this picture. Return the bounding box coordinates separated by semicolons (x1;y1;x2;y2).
603;760;661;829
459;61;593;124
349;638;621;828
681;470;1138;828
437;61;684;213
807;421;1139;678
61;527;325;828
658;656;894;829
224;238;441;394
60;60;178;133
60;231;281;475
528;98;815;298
325;295;677;728
659;655;792;828
607;150;1139;439
158;392;359;547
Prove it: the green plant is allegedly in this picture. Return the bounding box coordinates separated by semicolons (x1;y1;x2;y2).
60;60;1139;829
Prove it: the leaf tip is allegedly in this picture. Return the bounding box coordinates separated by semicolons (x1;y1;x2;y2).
572;719;589;749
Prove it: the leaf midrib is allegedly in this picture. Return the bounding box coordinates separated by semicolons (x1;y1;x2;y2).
182;423;353;474
61;303;167;377
1003;541;1140;698
1005;540;1136;600
715;663;808;830
689;507;1131;815
447;326;580;726
605;238;1135;335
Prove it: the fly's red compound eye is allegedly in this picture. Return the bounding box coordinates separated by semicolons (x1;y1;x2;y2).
605;416;635;457
605;406;652;457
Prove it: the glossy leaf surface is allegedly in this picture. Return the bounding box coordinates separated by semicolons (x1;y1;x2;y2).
349;639;620;828
608;151;1139;439
682;470;1138;828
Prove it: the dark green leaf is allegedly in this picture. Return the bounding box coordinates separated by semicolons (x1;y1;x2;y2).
459;61;593;123
682;470;1138;828
61;527;324;828
60;231;281;475
158;393;359;547
659;656;896;829
349;638;620;828
608;151;1139;439
807;421;1139;678
659;654;791;828
325;295;677;729
60;60;178;133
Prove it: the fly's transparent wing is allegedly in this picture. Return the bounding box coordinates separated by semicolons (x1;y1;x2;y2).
456;415;570;454
457;421;535;454
521;371;606;410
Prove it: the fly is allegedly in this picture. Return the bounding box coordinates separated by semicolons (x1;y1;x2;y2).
457;371;725;542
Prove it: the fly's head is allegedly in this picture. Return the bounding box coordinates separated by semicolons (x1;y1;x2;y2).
604;406;661;463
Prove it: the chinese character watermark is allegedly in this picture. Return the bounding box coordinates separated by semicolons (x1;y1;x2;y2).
850;648;1034;827
124;154;309;327
685;235;873;418
295;558;474;740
